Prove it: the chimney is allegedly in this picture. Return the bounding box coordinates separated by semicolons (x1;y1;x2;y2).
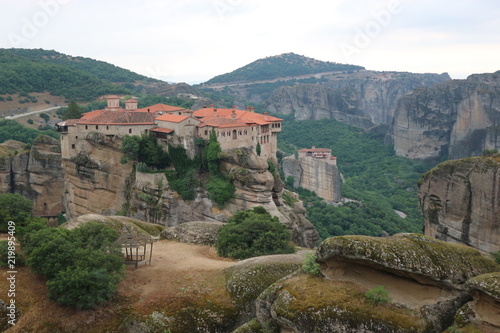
232;105;236;109
264;111;268;120
210;104;214;108
246;106;250;112
203;105;207;108
231;109;236;120
213;108;217;116
312;146;316;149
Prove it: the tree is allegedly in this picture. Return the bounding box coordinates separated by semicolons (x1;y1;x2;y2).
39;112;50;124
0;193;33;233
62;100;83;120
256;142;261;156
207;128;221;175
216;207;295;260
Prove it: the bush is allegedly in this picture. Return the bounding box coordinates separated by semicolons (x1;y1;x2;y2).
365;285;391;305
302;253;321;276
25;222;124;309
206;175;235;207
27;119;34;124
216;207;295;260
0;193;33;233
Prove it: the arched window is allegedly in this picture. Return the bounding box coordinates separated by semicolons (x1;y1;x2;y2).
85;125;88;130
96;125;99;130
232;130;237;140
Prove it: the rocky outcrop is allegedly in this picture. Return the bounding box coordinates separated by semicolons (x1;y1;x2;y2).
161;221;225;245
62;137;319;248
0;135;63;216
282;154;341;203
389;71;500;161
253;234;499;333
264;71;450;129
419;157;500;254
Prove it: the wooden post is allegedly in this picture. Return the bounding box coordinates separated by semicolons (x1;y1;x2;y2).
149;242;154;265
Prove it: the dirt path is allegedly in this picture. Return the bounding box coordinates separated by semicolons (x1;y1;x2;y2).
4;106;62;119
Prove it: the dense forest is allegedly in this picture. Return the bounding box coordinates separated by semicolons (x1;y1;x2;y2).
278;119;432;239
204;52;364;84
0;119;59;144
0;49;155;101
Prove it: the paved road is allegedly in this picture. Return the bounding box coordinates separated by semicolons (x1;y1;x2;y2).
5;106;63;119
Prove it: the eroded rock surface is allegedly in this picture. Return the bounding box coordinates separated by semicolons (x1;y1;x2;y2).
419;157;500;254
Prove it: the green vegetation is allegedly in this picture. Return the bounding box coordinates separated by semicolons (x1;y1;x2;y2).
205;52;364;84
216;207;295;260
302;253;321;276
494;251;500;264
121;132;170;169
365;286;391;305
24;222;124;309
0;119;59;144
61;100;83;120
279;119;432;239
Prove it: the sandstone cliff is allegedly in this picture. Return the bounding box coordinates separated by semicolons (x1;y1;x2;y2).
282;154;341;203
419;156;500;254
263;71;450;129
62;136;319;248
0;135;63;216
389;71;500;161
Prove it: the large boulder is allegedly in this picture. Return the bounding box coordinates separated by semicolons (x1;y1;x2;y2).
161;221;225;245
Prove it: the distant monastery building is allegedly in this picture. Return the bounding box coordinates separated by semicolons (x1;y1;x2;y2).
57;95;282;159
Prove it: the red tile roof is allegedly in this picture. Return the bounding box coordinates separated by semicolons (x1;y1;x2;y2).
135;104;185;113
156;114;189;123
106;95;120;99
125;99;138;102
150;127;174;134
78;110;157;125
193;108;282;128
198;115;249;128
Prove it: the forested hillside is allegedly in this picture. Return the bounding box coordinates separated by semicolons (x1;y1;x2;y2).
279;119;432;239
204;52;364;84
0;49;152;101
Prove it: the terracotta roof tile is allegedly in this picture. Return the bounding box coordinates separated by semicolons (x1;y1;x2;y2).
78;110;156;125
192;108;282;128
156;114;189;123
150;127;174;134
135;104;185;113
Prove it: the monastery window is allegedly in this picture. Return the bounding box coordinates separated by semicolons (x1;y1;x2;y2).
96;125;99;130
75;136;78;139
85;125;88;130
129;128;132;134
71;144;75;149
106;126;109;130
239;130;242;135
222;132;225;137
244;130;247;135
232;130;237;140
205;130;208;136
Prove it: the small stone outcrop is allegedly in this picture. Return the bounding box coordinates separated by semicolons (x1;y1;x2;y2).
0;135;63;217
254;234;499;333
388;71;500;161
419;157;500;254
161;221;225;245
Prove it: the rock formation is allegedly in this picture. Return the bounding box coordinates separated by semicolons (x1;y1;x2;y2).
264;71;450;129
389;71;500;161
251;234;499;333
282;148;341;203
61;135;319;248
0;135;63;217
419;156;500;254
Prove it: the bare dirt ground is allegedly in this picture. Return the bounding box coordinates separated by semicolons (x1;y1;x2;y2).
1;240;236;332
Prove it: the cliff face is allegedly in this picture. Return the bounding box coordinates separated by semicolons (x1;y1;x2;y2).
62;137;319;248
264;71;450;129
282;154;341;203
0;136;63;216
389;71;500;161
419;157;500;254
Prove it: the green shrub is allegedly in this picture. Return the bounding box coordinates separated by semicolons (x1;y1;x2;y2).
494;251;500;264
365;285;391;305
27;119;34;124
302;253;321;276
206;175;235;207
216;207;295;260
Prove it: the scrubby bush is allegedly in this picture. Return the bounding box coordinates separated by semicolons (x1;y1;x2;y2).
216;207;295;260
206;175;235;207
365;285;391;305
302;253;321;276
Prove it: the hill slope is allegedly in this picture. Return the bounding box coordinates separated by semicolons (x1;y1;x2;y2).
204;52;364;84
0;49;156;101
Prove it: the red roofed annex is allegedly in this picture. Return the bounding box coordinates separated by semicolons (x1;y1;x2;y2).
57;97;282;159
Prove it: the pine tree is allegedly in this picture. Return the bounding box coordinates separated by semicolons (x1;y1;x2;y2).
62;101;83;120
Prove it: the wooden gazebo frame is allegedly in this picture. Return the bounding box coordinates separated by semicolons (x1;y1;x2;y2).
116;233;156;269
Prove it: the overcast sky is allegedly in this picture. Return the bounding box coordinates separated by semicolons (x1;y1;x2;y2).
1;0;499;83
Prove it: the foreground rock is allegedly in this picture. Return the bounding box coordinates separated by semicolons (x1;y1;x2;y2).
161;221;225;245
419;157;500;254
254;234;499;333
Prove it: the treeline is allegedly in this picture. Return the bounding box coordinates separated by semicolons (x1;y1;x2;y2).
205;52;364;84
0;119;59;144
3;49;153;83
279;119;432;239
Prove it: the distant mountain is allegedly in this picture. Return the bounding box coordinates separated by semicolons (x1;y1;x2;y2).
204;52;364;84
0;48;158;101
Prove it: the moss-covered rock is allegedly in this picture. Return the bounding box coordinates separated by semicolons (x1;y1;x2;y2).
257;274;428;333
466;272;500;301
61;214;164;237
317;234;499;289
224;253;305;324
161;221;225;245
